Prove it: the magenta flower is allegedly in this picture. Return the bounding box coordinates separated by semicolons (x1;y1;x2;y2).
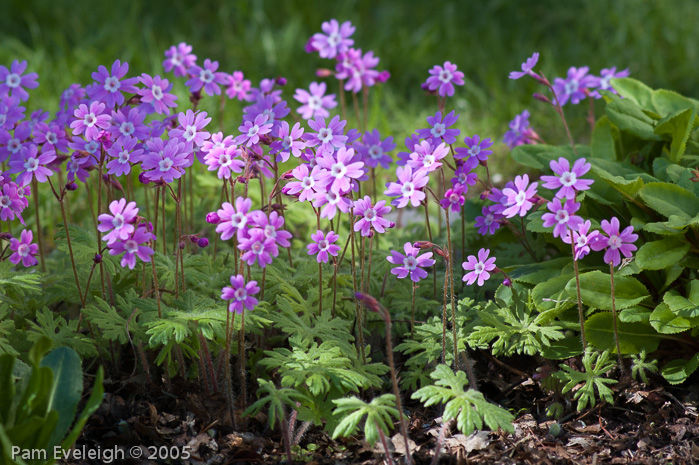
440;184;466;213
474;206;503;236
284;164;323;203
335;48;381;93
353;196;392;237
106;136;142;177
8;144;55;185
225;71;252;101
238;229;278;268
451;158;479;188
508;53;540;80
201;132;235;155
590;217;638;267
387;242;435;283
203;145;245;180
590;67;630;99
70;101;111;141
163;42;197;78
455;135;494;163
407;140;449;174
248;211;292;248
384;165;429;208
234;114;272;147
215;197;252;241
270;121;306;163
304;115;348;156
138;74;178;115
109;107;149;141
8;229;38;267
541;198;583;239
108;225;155;270
553;66;596;106
307;230;341;264
355;129;394;169
502;174;538;218
316;146;365;194
417;110;460;145
0;182;25;224
462;248;497;286
313;189;352;220
88;60;139;108
311;19;355;59
221;274;260;314
185;58;228;96
540;157;594;199
562;219;600;261
0;60;39;102
424;61;465;97
169;109;211;151
141;138;188;183
294;82;337;120
98;198;139;245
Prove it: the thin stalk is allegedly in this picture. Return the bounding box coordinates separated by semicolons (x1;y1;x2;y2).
410;283;416;337
31;179;46;272
52;180;84;307
280;418;294;463
332;258;338;318
350;210;366;364
377;425;396;465
424;202;436;298
238;311;247;429
571;230;587;349
609;263;624;371
365;234;374;293
97;147;106;298
150;255;162;318
161;186;167;256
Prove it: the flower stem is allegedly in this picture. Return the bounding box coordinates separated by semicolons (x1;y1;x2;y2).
609;263;624;371
424;201;436;298
571;231;587;349
349;210;366;364
410;283;416;338
31;179;46;272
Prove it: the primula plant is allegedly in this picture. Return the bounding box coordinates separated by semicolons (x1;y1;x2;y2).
0;14;698;464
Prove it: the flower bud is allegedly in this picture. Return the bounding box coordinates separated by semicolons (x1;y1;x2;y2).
65;182;78;191
190;235;199;243
197;238;209;248
138;172;150;184
533;92;552;105
275;76;287;86
206;212;220;224
503;278;512;287
316;68;333;78
304;38;317;54
377;71;391;83
179;241;186;250
97;131;112;149
0;232;13;241
479;191;490;201
93;253;102;264
281;169;295;180
413;241;433;250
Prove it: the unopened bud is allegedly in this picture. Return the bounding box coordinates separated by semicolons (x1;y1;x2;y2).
480;190;490;200
533;92;552;105
275;76;287;86
281;169;295;180
206;212;220;224
503;278;512;287
0;232;13;241
316;68;333;78
197;238;209;248
65;182;78;191
138;172;150;184
190;235;199;243
413;241;433;250
179;241;185;250
93;253;102;264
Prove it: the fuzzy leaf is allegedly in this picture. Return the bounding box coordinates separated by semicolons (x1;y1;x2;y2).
661;353;699;385
635;238;690;271
639;182;699;219
585;312;662;354
566;271;649;311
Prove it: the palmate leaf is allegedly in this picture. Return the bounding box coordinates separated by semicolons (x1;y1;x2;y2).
0;305;18;356
555;349;617;411
244;379;311;429
83;297;132;344
332;394;399;446
26;308;97;358
54;224;121;277
412;365;514;435
0;261;42;303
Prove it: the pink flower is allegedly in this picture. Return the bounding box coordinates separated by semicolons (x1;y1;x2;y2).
294;82;337;120
98;198;139;245
203;145;245;180
185;58;228;96
234;114;272;147
238;229;278;268
248;211;292;248
221;274;260;314
509;52;541;80
163;42;197;78
589;217;638;267
353;196;392;237
215;197;253;241
9;229;38;267
316;146;365;194
540;157;594;199
440;185;466;213
424;61;465;97
304;115;348;156
70;101;111;141
387;242;435;283
88;60;139;108
474;206;503;236
8;144;55;185
562;219;600;261
502;174;538;218
384;165;429;208
0;182;25;224
0;60;39;102
138;74;178;115
225;71;252;101
311;19;355;59
541;198;583;239
169;109;211;151
307;230;341;263
270;121;306;163
462;248;497;286
407;140;449;174
108;225;155;270
284;164;323;203
355;129;395;170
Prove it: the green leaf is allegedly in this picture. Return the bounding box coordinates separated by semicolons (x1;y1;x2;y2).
661;353;699;385
651;88;699;115
590;116;617;160
649;303;697;334
588;159;644;199
540;335;583;360
635;238;690;271
510;145;587;171
606;95;661;141
566;271;649;311
40;347;84;448
663;290;699;318
585;312;662;354
60;366;104;451
654;108;699;162
638;182;699;219
610;78;654;109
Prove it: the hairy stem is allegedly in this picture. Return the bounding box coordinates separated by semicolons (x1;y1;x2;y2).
609;263;624;371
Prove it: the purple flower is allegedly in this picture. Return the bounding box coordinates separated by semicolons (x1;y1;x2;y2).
8;144;55;185
70;101;111;141
384;165;429;208
109;107;149;141
163;42;197;77
106;136;142;177
451;158;479;188
204;145;245;180
541;198;583;239
88;60;139;108
462;248;497;286
238;229;278;268
215;197;252;241
418;110;460;145
316;146;365;194
563;219;600;261
270;121;306;163
0;182;25;224
353;196;392;237
313;189;352;220
185;58;228;96
243;95;289;138
335;48;381;93
311;19;355;59
355;129;394;169
590;217;638;267
387;242;435;283
169;109;211;151
440;185;466;213
33;121;69;154
307;230;341;263
225;71;252;101
66;154;92;183
407;140;449;174
8;229;38;267
508;52;540;80
304;115;348;155
455;135;494;163
0;61;39;102
424;61;465;97
138;74;178;115
201;132;235;155
248;211;292;248
474;206;503;235
294;82;337;120
221;274;260;314
502;174;538;218
0;95;25;130
540;157;594;199
552;66;596;106
141;138;188;183
235;114;272;147
284;164;323;203
503;110;538;150
108;225;156;270
98;198;139;245
590;67;630;99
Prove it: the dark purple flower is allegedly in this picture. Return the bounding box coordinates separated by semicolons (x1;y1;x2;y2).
106;136;142;177
98;198;139;245
8;144;55;185
541;198;583;239
311;19;355;59
503;110;538;149
197;237;209;248
509;52;540;80
387;242;435;283
590;217;638;267
185;58;228;96
238;228;278;268
417;110;460;145
109;107;149;141
540;157;594;199
0;182;25;224
304;115;348;155
552;66;596;106
355;129;394;169
474;206;503;235
108;226;156;270
353;196;392;237
88;60;139;108
455;135;494;163
33;121;69;154
384;165;429;208
9;229;38;267
163;42;197;77
215;197;252;241
294;82;337;120
0;60;39;102
462;248;496;286
424;61;465;97
307;230;341;263
221;274;260;313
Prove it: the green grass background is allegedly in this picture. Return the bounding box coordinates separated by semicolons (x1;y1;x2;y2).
1;0;698;172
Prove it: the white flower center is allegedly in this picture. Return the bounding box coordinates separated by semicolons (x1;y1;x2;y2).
600;76;612;90
200;69;214;84
251;240;264;254
474;263;485;274
555;209;569;223
438;69;453;83
17;244;29;257
368;146;382;159
46;131;58;145
230;213;247;229
282;136;292;151
469;145;481;157
112;213;125;229
327;32;341;47
302;176;315;189
219;154;231;167
431;123;446;138
564;79;579;95
576;235;588;248
247;125;260;137
0;195;9;207
171;53;183;66
449;192;460;203
608;235;621;250
403;256;418;271
86;141;99;154
118;151;130;164
183;125;197;142
120;122;135;136
484;213;494;226
24;157;38;172
308;96;321;110
423;154;435;168
234;288;247;301
514;191;527;206
124;240;138;254
159;158;174;172
364;208;376;221
401;182;414;196
264;225;277;239
318;128;333;144
318;239;329;250
331;162;347;178
560;171;577;187
104;76;120;92
8;139;20;153
6;74;21;88
152;85;163;100
83;113;97;127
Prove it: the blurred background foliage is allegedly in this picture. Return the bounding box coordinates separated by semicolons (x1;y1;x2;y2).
1;0;697;167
